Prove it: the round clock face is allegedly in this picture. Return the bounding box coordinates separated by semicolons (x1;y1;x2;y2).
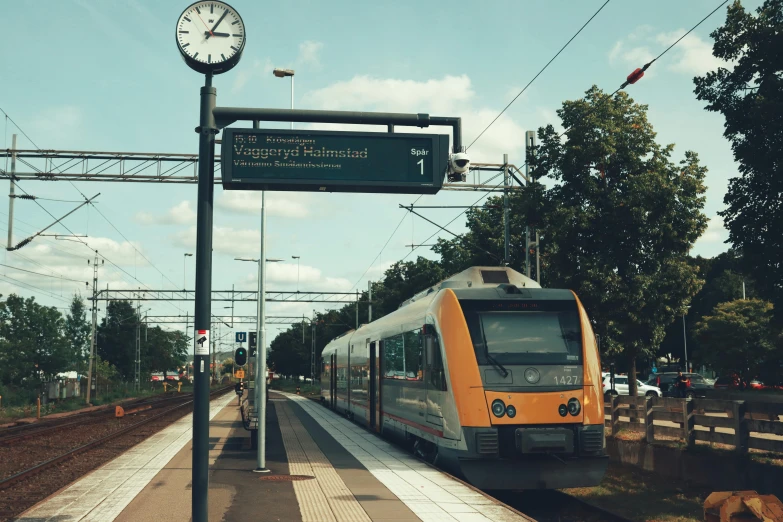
176;1;245;74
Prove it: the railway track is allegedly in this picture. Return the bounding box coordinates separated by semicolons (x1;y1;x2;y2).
0;386;232;521
0;390;190;444
492;489;633;522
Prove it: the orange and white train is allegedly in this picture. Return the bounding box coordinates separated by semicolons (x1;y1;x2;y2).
320;266;607;490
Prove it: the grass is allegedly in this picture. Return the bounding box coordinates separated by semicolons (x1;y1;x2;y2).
269;379;320;397
565;462;710;522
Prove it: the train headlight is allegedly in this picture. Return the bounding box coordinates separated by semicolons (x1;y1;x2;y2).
558;404;568;417
506;405;517;418
568;398;581;416
491;399;506;417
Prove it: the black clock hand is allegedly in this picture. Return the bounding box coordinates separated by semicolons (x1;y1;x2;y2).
204;31;230;37
209;10;229;34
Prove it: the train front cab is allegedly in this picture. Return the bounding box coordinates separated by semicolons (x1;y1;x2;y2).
435;286;608;490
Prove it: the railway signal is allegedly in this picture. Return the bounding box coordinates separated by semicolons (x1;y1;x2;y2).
235;347;247;367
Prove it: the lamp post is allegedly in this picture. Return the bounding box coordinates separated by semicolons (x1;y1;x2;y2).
273;68;295;129
682;305;691;373
183;253;193;289
235;254;283;473
292;256;300;292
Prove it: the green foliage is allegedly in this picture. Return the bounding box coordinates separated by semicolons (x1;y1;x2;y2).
221;357;235;375
694;299;780;385
531;87;708;393
64;294;91;374
694;0;783;320
0;294;71;389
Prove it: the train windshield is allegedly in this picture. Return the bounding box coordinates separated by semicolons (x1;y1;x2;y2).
462;300;582;365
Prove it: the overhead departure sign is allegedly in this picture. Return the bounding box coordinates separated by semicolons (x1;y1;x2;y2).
221;128;449;194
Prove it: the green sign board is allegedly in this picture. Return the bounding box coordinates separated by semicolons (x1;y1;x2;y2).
221;128;449;194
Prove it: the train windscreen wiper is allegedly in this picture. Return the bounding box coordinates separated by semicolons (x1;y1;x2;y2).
485;351;509;378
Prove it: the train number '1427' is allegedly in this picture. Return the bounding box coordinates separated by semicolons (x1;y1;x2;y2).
554;375;580;385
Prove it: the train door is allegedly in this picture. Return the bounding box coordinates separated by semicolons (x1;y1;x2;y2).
369;341;376;429
424;329;444;426
330;353;337;409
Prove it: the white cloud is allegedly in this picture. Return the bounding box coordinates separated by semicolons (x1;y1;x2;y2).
695;215;729;245
231;58;275;94
216;191;310;218
170;226;260;257
135;200;196;226
239;262;352;293
27;106;84;149
609;27;726;77
302;75;527;163
655;30;726;76
298;41;323;67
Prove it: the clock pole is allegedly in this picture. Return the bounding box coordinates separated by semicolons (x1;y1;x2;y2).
192;71;216;522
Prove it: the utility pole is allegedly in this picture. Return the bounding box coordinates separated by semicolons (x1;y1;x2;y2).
311;311;316;383
525;133;533;279
135;294;141;391
85;250;100;404
356;290;359;329
6;134;16;249
254;189;269;472
503;153;510;266
368;281;372;323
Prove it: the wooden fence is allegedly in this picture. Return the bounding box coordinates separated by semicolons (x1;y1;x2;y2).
604;395;783;454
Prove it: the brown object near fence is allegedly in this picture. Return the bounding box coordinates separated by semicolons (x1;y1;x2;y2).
604;395;783;454
704;490;783;521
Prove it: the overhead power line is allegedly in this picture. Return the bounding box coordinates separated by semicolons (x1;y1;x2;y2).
467;0;612;150
0;263;87;284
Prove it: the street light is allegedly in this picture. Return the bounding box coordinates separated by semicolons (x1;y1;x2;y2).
292;256;300;292
683;305;691;373
234;255;283;473
273;68;295;129
183;253;193;289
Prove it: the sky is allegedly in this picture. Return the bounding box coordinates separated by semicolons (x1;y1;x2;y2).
1;0;754;353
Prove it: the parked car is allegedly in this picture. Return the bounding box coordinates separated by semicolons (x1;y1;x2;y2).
713;373;768;390
603;374;661;397
649;372;712;399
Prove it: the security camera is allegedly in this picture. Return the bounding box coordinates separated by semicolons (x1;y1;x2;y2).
448;152;470;182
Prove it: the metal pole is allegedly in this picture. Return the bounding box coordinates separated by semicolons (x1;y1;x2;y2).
7;134;16;249
525;132;534;278
368;281;372;323
254;190;269;472
503;153;509;266
85;250;99;404
682;314;688;373
192;72;216;522
290;76;294;130
536;230;541;284
742;280;746;300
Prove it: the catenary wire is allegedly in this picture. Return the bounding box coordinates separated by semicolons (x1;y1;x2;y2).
467;0;612;150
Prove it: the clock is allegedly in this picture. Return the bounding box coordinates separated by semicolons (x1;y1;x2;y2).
176;1;246;75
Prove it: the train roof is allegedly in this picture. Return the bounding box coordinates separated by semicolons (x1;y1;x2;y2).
399;266;541;308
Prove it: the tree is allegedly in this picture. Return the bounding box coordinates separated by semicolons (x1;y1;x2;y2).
0;294;70;387
694;299;779;386
64;294;91;375
694;0;783;320
97;300;138;381
221;357;235;376
532;87;709;395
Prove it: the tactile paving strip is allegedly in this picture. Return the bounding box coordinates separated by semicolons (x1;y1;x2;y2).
276;402;372;522
282;393;533;522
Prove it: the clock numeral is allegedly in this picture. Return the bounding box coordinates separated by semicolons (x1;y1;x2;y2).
232;34;242;37
210;3;214;13
179;30;189;33
195;6;200;14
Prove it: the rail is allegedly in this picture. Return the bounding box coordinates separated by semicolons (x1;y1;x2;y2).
604;395;783;454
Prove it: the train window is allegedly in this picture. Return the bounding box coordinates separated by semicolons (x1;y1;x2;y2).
403;330;423;381
425;332;447;391
383;334;405;379
462;300;583;366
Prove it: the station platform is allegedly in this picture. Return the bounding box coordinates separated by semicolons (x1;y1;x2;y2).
18;390;532;522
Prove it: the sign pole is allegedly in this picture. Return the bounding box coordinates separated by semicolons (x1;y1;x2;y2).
255;189;269;472
192;71;216;522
